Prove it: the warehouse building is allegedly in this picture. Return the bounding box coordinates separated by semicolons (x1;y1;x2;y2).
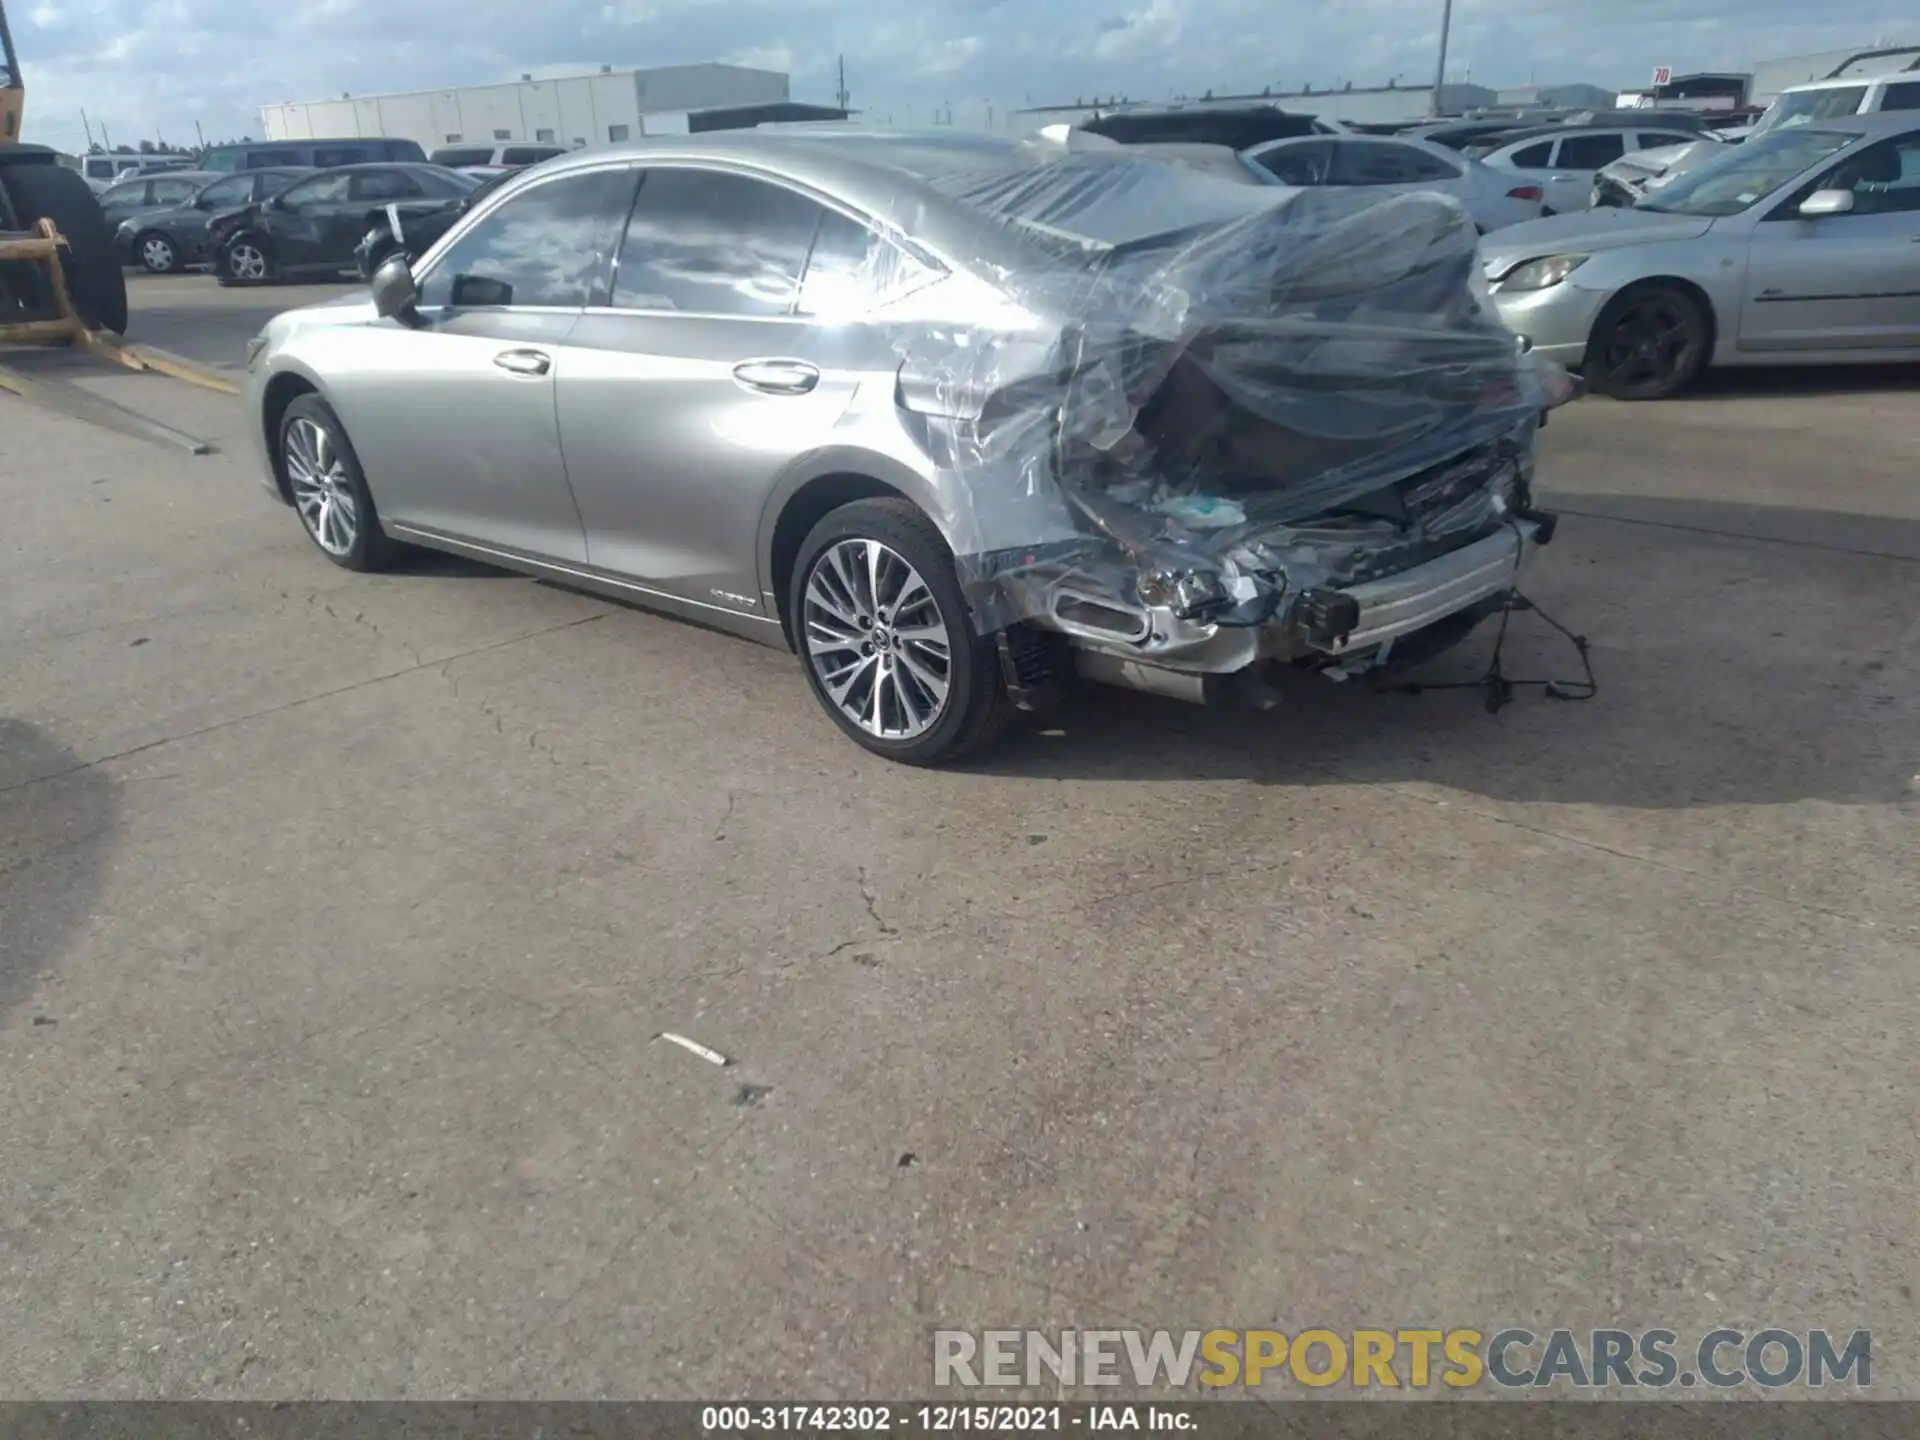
260;63;791;152
1748;43;1920;105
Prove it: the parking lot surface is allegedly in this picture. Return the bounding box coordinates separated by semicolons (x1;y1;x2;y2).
2;278;1917;1397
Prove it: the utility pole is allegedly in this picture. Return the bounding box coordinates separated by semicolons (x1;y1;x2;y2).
835;54;849;111
195;120;206;150
1428;0;1453;117
80;109;96;150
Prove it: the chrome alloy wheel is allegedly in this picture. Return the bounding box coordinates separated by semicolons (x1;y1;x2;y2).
227;241;267;281
284;417;359;557
803;539;953;740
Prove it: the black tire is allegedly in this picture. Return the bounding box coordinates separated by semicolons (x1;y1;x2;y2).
217;231;273;287
789;497;1012;766
1584;282;1711;401
133;230;180;274
0;155;130;333
276;394;397;573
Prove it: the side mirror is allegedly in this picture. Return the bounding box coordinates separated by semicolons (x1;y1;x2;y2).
370;253;426;329
1798;188;1854;218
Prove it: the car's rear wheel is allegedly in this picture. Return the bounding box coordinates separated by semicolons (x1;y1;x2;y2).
277;394;397;573
790;497;1012;766
219;233;271;286
1585;282;1710;401
135;231;179;274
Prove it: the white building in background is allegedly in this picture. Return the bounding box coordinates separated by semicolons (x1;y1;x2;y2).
260;63;790;151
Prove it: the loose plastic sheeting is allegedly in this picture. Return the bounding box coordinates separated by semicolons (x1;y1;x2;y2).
875;143;1562;637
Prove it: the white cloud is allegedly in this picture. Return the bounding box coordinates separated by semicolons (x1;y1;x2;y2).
12;0;1920;157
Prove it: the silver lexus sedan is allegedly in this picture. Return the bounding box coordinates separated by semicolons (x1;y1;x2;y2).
244;129;1560;765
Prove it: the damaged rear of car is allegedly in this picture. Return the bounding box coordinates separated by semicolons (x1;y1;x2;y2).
889;148;1569;718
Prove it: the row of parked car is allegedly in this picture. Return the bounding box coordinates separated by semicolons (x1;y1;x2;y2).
96;136;570;282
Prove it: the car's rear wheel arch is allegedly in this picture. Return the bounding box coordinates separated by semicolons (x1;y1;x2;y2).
768;473;911;649
262;373;319;502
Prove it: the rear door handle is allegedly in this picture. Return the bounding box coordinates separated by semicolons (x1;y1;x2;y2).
732;359;819;395
493;349;550;377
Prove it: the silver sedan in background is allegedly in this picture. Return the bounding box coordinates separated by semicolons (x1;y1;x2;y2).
1482;113;1920;399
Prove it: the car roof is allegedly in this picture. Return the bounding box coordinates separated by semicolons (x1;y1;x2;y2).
492;127;1289;276
1778;74;1911;93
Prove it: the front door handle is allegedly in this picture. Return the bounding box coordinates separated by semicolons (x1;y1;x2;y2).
493;349;551;377
732;359;819;395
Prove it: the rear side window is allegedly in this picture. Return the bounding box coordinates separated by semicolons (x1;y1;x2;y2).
1880;81;1920;112
1509;140;1555;168
612;168;820;315
354;171;422;201
433;147;492;168
1252;140;1333;185
502;146;564;166
150;178;202;204
797;209;940;318
1557;134;1626;168
101;181;148;205
419;167;633;309
312;147;369;167
245;150;302;169
196;175;253;207
1332;141;1459;184
280;172;352;206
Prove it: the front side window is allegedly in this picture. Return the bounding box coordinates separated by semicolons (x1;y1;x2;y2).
1756;86;1869;135
196;175;254;208
279;172;352;207
612;168;820;315
101;181;147;205
418;166;633;310
797;209;940;318
1811;134;1920;215
151;178;201;204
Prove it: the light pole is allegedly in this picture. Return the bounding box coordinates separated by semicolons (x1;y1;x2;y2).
1429;0;1454;117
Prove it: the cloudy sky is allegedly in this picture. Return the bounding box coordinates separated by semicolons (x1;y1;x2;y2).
14;0;1918;153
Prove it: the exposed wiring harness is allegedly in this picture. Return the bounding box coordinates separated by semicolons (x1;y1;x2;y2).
1382;586;1596;713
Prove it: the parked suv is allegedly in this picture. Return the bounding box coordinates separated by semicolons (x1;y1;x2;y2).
1752;73;1920;137
428;142;569;171
198;138;426;172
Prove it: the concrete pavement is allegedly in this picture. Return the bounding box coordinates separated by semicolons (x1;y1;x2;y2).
1;320;1916;1398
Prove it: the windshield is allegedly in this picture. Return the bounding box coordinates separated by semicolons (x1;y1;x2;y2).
1634;127;1857;215
1752;86;1868;136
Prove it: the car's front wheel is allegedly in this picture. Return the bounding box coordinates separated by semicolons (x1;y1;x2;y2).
1585;281;1711;400
277;394;397;573
218;233;272;286
135;231;179;274
790;497;1012;766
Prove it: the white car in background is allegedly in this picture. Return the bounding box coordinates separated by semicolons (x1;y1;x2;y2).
1473;125;1702;212
1242;133;1546;231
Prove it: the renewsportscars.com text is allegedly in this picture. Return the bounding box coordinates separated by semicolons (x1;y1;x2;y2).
933;1327;1872;1391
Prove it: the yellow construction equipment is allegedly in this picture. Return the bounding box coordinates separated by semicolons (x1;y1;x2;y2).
0;0;130;337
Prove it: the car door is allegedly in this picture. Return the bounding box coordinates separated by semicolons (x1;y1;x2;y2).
316;163;636;563
555;165;932;611
265;170;354;271
1542;132;1628;211
1739;132;1920;352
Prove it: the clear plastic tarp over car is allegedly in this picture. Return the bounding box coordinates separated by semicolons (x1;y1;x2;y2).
825;135;1568;639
